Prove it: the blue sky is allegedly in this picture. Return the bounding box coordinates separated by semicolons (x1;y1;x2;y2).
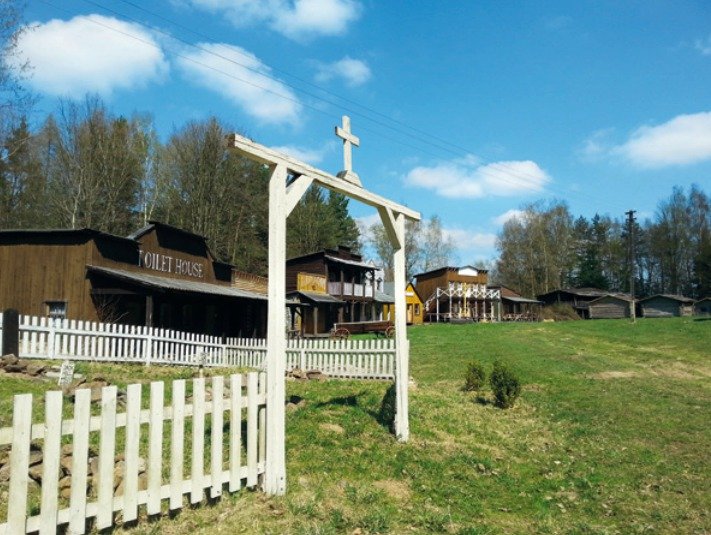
16;0;711;264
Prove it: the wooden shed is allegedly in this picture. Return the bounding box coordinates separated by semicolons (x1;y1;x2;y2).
588;294;633;319
639;294;695;318
693;297;711;316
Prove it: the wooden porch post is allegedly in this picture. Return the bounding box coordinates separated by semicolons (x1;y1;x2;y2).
265;164;287;495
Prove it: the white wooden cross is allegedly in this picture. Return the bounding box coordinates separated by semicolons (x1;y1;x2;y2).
335;115;362;187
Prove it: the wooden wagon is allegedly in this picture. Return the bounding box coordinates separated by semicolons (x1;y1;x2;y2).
332;320;395;339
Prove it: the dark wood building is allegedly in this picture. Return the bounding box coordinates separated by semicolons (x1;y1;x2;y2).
695;297;711;316
0;222;267;337
588;294;633;319
285;246;376;334
491;286;542;320
639;294;695;318
537;287;610;319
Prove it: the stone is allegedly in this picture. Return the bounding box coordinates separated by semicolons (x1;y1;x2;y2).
306;370;327;381
28;449;43;466
28;464;44;483
61;444;73;456
88;457;99;476
5;362;28;373
60;455;73;474
0;463;10;483
26;364;46;376
289;368;308;380
0;354;19;367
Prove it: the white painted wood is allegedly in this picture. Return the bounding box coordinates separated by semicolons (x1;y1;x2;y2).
229;374;242;492
377;206;402;250
96;386;117;530
285;174;315;216
258;371;266;480
392;212;410;442
265;164;287;495
210;376;223;498
247;372;258;488
229;133;419;220
69;388;91;534
147;381;164;515
7;394;32;534
170;380;186;510
39;391;63;535
123;383;142;523
191;377;205;504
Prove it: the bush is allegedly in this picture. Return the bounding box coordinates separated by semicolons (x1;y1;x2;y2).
463;361;486;391
489;361;522;408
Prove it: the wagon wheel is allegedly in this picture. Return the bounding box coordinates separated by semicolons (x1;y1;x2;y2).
333;327;350;340
384;326;395;339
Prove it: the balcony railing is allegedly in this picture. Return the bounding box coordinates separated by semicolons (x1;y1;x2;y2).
327;282;374;298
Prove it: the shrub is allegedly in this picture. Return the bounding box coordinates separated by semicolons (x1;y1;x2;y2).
489;361;522;408
463;361;486;391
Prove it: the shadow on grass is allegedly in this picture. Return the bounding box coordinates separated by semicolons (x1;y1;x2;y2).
473;394;494;406
693;317;711;322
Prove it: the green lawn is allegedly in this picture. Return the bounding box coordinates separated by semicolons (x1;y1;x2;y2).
1;318;709;534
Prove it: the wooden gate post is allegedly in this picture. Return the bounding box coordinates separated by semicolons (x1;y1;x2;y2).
2;308;19;357
265;164;288;495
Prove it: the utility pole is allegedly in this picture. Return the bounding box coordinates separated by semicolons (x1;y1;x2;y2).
626;210;637;323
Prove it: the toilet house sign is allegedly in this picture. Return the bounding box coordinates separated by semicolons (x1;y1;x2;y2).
139;250;204;278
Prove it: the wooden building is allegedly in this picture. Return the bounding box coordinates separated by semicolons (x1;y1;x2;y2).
537;287;610;319
382;282;424;325
695;297;711;316
414;266;501;322
0;222;267;337
491;286;542;321
639;294;695;318
285;246;377;334
588;294;633;319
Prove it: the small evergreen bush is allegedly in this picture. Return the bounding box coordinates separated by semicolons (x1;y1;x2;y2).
489;361;522;408
463;361;487;391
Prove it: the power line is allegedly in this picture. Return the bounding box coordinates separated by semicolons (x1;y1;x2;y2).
36;0;635;213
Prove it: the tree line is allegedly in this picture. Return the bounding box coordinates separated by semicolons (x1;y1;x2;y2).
0;97;360;275
495;185;711;299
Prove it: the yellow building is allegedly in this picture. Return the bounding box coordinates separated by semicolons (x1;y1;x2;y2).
383;282;424;325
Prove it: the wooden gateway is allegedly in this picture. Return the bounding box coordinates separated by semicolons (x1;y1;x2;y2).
0;222;267;337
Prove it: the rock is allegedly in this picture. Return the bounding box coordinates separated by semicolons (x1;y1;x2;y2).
138;473;148;491
59;475;72;498
289;368;308;380
28;449;43;466
60;455;73;474
0;463;10;483
5;362;28;373
28;464;44;483
285;396;306;412
0;354;19;367
88;457;99;476
61;444;73;456
26;364;46;376
306;370;327;381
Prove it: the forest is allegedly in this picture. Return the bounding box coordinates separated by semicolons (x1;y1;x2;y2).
0;97;362;275
494;185;711;299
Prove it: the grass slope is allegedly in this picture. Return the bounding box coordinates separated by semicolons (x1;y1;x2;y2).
1;318;709;534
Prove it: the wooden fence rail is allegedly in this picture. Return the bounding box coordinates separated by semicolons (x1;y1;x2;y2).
0;373;266;534
0;313;395;380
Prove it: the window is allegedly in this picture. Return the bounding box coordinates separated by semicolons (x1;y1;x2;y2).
414;304;421;316
46;301;67;320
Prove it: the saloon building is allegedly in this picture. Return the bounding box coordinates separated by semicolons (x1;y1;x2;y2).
0;222;267;337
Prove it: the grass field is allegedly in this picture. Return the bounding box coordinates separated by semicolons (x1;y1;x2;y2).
1;318;709;534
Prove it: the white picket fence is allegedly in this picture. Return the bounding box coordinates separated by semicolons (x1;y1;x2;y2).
0;373;266;534
0;313;395;379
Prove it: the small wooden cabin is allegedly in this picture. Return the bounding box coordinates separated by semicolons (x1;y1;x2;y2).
382;282;424;325
639;294;695;318
0;222;267;337
588;294;633;319
537;287;610;319
695;297;711;316
492;286;542;320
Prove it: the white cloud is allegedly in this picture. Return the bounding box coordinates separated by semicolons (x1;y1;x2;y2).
492;209;525;226
579;128;614;160
695;35;711;56
315;57;371;86
189;0;361;41
176;43;301;125
614;112;711;168
443;228;497;252
271;141;334;164
13;15;168;97
404;156;550;199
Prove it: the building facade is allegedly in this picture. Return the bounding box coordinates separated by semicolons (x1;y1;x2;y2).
0;222;267;337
